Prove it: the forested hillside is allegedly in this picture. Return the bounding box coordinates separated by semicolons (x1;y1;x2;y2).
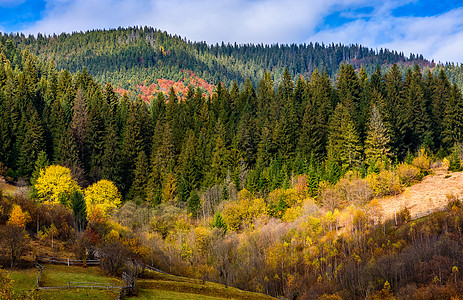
3;32;463;299
0;26;442;94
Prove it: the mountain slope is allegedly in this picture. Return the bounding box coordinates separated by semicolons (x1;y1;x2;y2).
1;26;435;93
379;167;463;221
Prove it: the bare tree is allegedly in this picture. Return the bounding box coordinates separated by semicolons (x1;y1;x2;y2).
1;224;30;268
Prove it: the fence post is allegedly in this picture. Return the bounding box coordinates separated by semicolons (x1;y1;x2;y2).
67;258;70;266
68;282;70;289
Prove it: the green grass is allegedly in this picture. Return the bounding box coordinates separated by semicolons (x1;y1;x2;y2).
9;265;121;300
134;289;234;300
39;290;119;300
129;270;275;300
39;265;121;286
9;268;37;295
8;265;275;300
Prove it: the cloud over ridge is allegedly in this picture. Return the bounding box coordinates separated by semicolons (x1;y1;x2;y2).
6;0;463;63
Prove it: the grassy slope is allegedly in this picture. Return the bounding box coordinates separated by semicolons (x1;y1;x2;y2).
10;265;121;300
378;167;463;220
9;265;275;300
131;270;275;300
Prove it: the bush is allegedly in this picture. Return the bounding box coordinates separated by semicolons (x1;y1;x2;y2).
448;144;463;172
366;169;401;197
412;148;431;170
396;163;420;186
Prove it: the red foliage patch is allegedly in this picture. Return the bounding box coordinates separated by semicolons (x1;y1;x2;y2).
114;69;216;104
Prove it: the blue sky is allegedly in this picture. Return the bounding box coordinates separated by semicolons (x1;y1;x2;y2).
1;0;463;63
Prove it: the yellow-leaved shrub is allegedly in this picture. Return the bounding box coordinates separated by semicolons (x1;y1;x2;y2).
396;163;420;185
366;169;401;197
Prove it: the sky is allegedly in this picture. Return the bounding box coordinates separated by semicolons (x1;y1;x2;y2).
1;0;463;63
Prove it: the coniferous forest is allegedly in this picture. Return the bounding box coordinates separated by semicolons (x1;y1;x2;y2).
2;27;463;299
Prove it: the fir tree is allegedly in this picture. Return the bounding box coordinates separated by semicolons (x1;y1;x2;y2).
30;150;49;198
327;103;361;170
71;190;87;231
442;84;463;147
128;150;149;203
70;89;88;161
101;124;122;187
17;111;45;177
365;105;391;166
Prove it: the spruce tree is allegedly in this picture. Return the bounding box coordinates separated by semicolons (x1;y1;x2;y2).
442;84;463;147
128;150;149;203
326;103;361;170
71;89;88;161
30;150;49;198
383;64;405;159
17;111;46;177
71;190;87;231
365;105;391;167
101;124;122;187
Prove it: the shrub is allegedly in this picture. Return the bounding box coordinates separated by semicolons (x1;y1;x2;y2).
366;169;401;197
396;163;420;186
412;148;431;170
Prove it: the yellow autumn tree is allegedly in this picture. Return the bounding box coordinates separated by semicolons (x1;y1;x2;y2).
85;179;121;218
7;205;31;228
35;165;80;206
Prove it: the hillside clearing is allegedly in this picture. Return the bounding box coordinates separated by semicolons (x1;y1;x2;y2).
379;168;463;220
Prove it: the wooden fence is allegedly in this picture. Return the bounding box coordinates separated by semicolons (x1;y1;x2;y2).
36;255;101;266
37;281;122;291
34;255;161;299
34;263;44;289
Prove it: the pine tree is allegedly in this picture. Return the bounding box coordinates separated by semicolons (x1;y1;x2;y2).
70;89;88;161
128;150;149;203
187;190;201;218
383;64;405;159
432;69;451;149
327;103;361;170
121;101;145;192
56;127;84;185
336;63;360;126
442;84;463;147
237;111;257;166
297;98;326;162
57;70;75;124
103;82;119;114
273;99;297;160
256;71;274;127
365;105;391;166
30;150;49;198
0;92;12;165
177;130;199;195
101;124;122;187
71;190;87;231
278;68;294;103
207;122;229;185
146;121;175;205
85;89;107;181
17;111;46;177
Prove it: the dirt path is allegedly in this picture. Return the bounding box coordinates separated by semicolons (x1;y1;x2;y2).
379;168;463;221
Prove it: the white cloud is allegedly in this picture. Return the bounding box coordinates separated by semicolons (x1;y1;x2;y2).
23;0;374;44
310;6;463;62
